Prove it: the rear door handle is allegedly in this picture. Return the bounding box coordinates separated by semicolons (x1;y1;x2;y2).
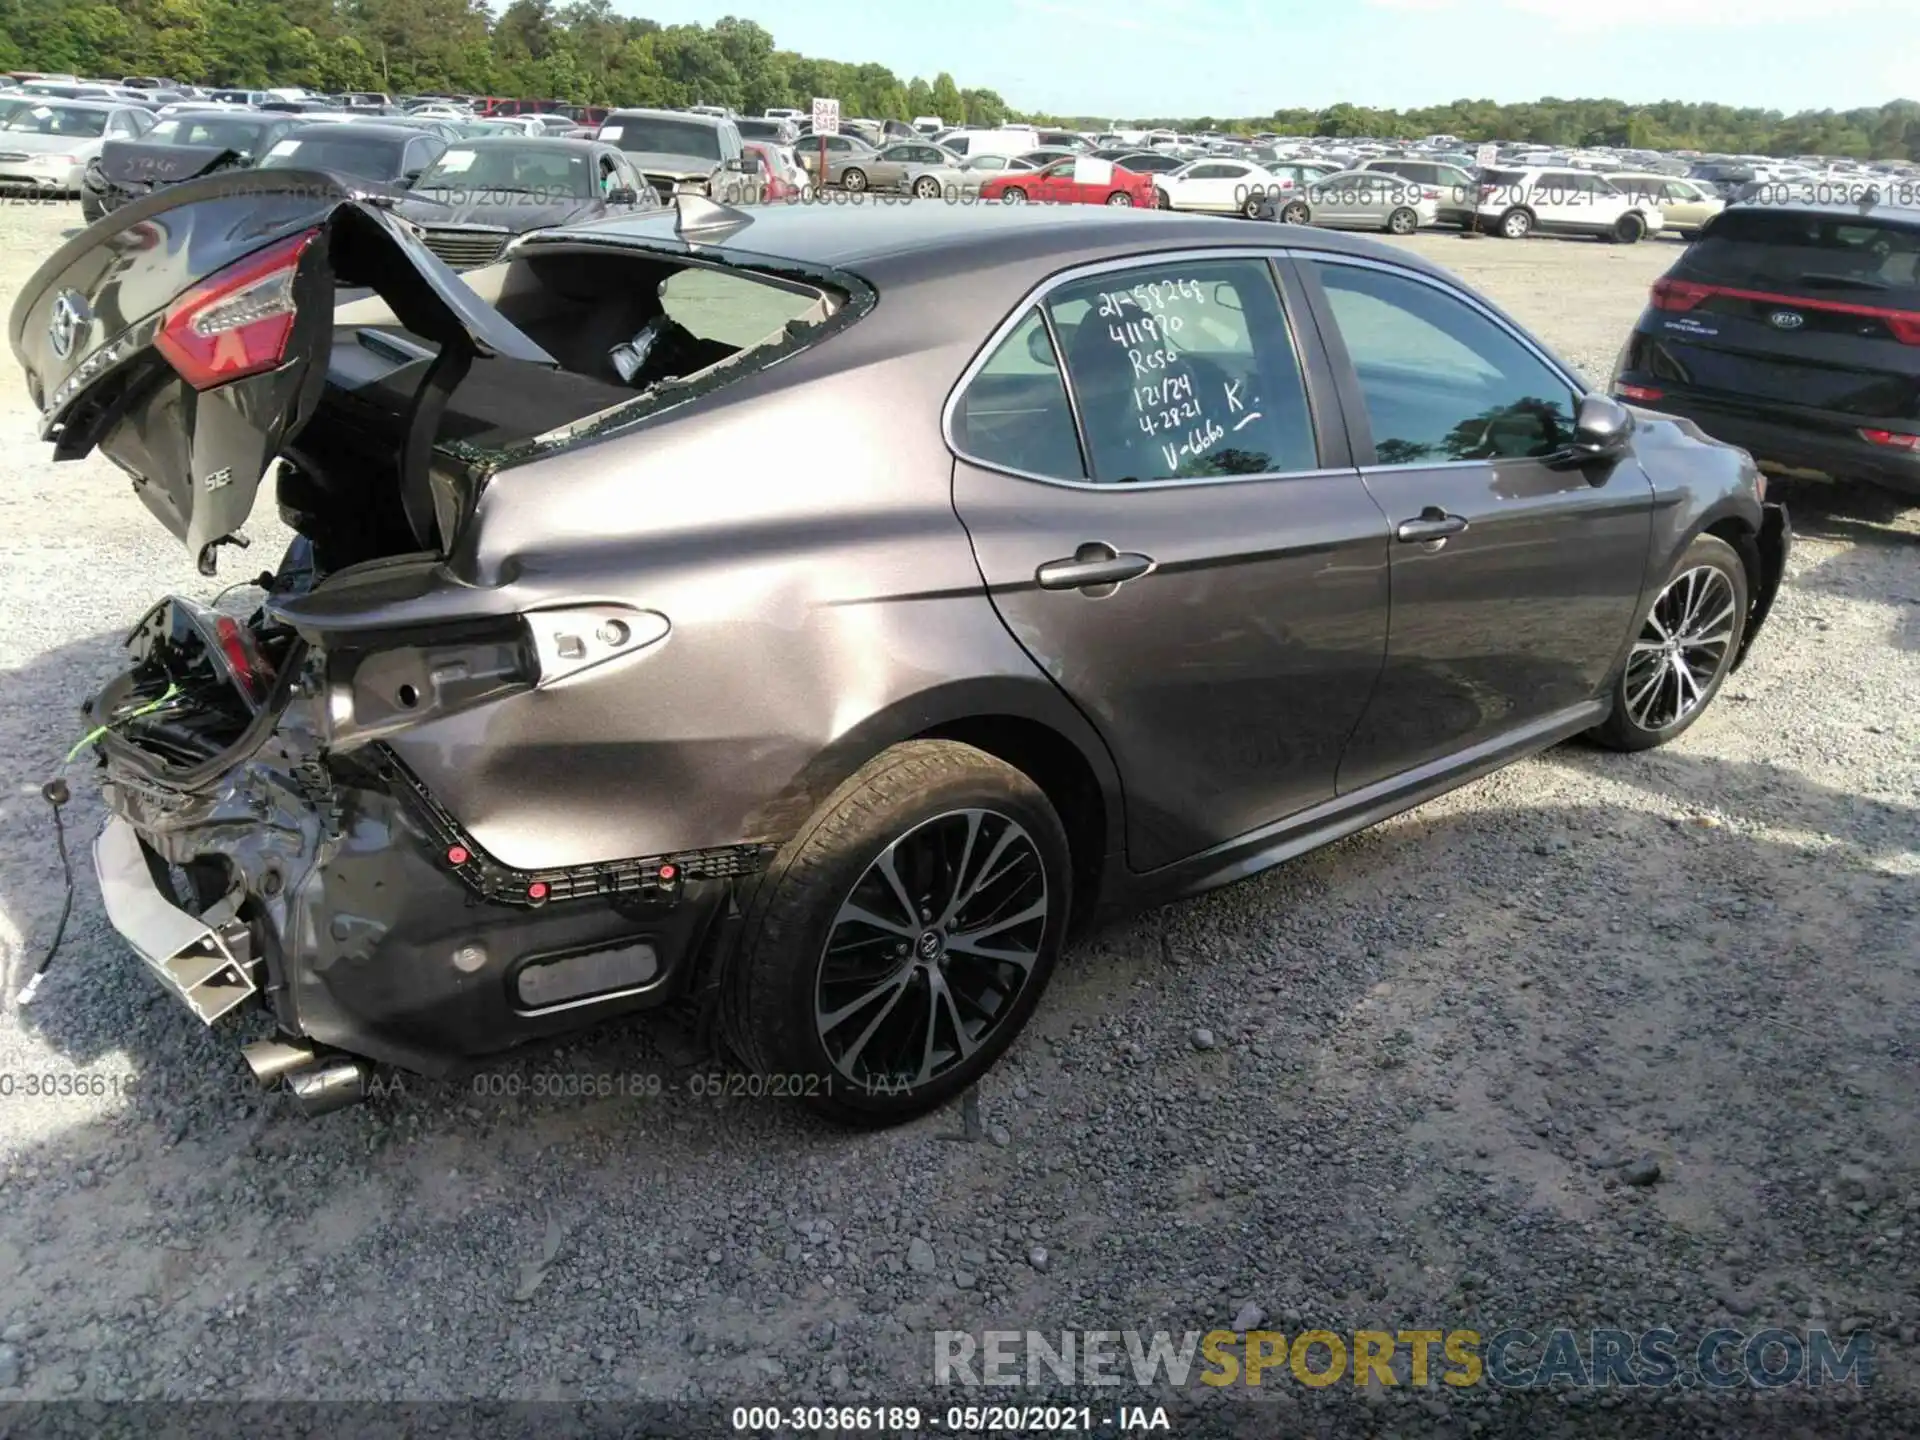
1035;543;1155;592
1395;510;1469;543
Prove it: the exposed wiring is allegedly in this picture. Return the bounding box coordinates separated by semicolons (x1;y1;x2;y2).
19;683;184;1006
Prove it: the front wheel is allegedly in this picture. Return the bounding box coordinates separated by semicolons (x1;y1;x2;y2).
841;167;867;192
1154;188;1172;209
1588;533;1749;751
1106;190;1134;206
1280;200;1311;225
1001;187;1027;204
724;740;1070;1124
1386;206;1419;235
80;193;104;225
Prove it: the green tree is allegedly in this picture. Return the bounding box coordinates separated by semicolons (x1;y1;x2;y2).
927;70;961;123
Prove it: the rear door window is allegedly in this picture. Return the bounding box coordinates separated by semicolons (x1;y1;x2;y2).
1046;258;1319;482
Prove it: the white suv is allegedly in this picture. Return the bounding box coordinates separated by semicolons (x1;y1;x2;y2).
1474;166;1664;243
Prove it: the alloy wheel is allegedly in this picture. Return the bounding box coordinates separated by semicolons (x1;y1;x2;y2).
1107;191;1134;206
813;808;1049;1091
1622;565;1738;732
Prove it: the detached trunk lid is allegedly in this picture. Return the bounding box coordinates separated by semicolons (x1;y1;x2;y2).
9;168;558;573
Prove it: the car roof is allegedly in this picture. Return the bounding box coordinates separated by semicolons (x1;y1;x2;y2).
11;97;118;111
575;202;1457;282
444;135;601;154
1721;196;1920;225
604;108;725;126
288;122;423;140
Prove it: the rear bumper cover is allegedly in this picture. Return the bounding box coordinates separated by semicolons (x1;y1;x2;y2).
1626;392;1920;497
94;733;731;1076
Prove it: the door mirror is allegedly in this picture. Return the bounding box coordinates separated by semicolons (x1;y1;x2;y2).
400;169;422;187
724;156;749;173
607;185;637;206
1555;393;1635;473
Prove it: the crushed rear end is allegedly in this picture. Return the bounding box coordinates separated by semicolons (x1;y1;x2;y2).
12;177;853;1109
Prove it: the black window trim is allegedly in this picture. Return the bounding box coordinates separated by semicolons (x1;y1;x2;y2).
1290;250;1588;473
941;246;1345;491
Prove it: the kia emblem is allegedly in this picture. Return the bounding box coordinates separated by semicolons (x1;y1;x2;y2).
1768;309;1805;330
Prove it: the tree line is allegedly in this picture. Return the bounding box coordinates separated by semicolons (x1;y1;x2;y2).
1046;98;1920;163
2;0;1915;161
0;0;1014;124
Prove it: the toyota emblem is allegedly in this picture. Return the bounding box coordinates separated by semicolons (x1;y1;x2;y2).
1768;309;1805;331
47;289;89;360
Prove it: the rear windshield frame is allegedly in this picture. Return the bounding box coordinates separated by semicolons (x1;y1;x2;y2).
1682;206;1920;304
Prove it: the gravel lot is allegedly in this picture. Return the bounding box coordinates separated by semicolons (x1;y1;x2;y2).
0;200;1917;1434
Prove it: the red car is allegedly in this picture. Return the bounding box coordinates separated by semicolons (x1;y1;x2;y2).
978;157;1155;208
742;140;805;202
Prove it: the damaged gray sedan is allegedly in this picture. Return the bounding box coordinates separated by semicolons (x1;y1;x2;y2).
12;172;1788;1122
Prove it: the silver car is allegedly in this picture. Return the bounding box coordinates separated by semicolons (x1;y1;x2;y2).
0;98;154;194
1278;169;1439;234
837;140;962;193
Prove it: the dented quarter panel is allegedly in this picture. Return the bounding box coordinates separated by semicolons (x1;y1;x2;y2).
376;290;1126;870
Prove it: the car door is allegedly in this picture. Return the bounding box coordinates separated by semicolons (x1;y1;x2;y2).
1293;255;1654;791
949;253;1392;872
1031;158;1077;202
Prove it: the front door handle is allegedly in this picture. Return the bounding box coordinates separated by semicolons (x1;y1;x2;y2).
1395;509;1469;543
1035;542;1155;592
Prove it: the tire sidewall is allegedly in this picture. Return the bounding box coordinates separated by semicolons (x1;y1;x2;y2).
1501;208;1532;238
736;743;1071;1122
1388;207;1417;234
1282;202;1310;225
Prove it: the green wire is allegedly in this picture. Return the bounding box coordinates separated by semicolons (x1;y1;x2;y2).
64;682;181;764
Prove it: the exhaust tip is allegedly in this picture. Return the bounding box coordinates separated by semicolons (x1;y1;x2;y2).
287;1059;368;1117
241;1038;316;1086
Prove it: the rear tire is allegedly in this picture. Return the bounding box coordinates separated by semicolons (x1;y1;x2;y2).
912;176;941;199
1588;534;1748;752
1241;196;1263;219
1387;206;1418;235
841;167;867;192
80;194;104;225
1612;213;1645;244
1106;190;1133;206
725;740;1070;1124
1499;207;1533;239
1154;188;1172;209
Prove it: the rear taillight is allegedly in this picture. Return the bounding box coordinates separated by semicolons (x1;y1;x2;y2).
1615;384;1664;402
1860;428;1920;451
155;228;320;390
1650;277;1712;311
1422;187;1440;200
1887;315;1920;345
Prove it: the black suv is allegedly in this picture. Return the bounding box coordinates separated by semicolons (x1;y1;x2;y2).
1612;196;1920;498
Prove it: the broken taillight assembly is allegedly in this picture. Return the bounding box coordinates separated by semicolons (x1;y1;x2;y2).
1860;428;1920;451
155;227;321;390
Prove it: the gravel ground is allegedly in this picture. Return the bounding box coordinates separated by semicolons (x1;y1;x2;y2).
0;200;1917;1436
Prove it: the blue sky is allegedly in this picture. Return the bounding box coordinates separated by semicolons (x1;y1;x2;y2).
621;0;1917;117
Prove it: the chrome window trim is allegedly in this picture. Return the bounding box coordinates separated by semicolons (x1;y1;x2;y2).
1289;247;1589;460
942;245;1341;493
